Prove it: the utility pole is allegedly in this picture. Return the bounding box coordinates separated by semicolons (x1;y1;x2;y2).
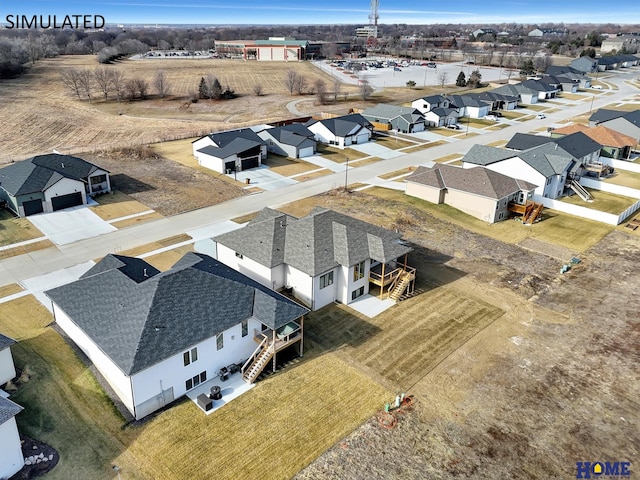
344;157;349;192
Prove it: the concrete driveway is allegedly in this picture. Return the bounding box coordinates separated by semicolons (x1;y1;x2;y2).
20;261;95;311
28;205;117;245
349;142;404;159
228;166;297;191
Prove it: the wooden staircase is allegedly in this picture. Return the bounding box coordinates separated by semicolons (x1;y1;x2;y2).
388;270;414;302
242;339;275;384
523;202;543;224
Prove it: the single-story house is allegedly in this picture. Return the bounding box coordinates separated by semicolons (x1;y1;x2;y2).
0;153;111;217
545;66;592;89
360;104;426;133
462;131;603;200
45;253;309;420
406;164;538;223
589;109;640;143
569;56;598;74
305;114;373;148
475;92;519;111
551;124;636;160
192;128;267;173
490;84;539;105
257;123;317;158
446;94;490;119
521;79;559;100
528;28;566;37
539;75;579;93
213;207;415;311
0;334;24;480
0;396;24;479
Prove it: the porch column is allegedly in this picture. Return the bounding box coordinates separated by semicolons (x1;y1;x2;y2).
272;329;277;372
380;262;385;300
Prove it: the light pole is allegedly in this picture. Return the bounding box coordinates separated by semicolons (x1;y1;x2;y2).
423;65;428;86
344;157;349;192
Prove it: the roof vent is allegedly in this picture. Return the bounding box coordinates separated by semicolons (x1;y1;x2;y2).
61;162;65;168
143;268;148;278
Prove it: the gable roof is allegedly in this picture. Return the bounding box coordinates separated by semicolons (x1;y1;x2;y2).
0;154;105;196
196;128;265;159
491;83;538;97
521;79;558;93
552;124;636;148
262;124;316;148
505;132;601;159
306;114;372;137
462;144;519;166
45;252;308;375
589;108;628;124
0;333;16;351
362;104;424;122
505;133;553;151
0;396;23;425
447;94;488;108
475;91;519;104
215;207;412;277
407;164;537;199
418;94;447;105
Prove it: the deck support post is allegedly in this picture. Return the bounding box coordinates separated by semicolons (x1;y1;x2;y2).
380;262;385;300
272;329;277;372
300;316;304;357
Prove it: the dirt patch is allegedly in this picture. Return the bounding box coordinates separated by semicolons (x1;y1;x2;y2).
81;147;244;216
289;190;638;479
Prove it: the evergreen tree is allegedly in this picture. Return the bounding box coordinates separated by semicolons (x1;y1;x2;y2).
198;77;208;99
456;71;466;87
211;78;223;99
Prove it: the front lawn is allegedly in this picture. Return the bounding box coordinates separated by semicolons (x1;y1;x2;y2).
0;209;45;247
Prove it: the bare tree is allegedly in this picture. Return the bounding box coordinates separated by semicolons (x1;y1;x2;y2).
321;42;337;60
252;84;263;96
153;69;170;98
332;79;342;103
315;79;327;104
94;66;112;101
60;68;83;100
135;78;149;99
359;79;373;102
535;54;552;73
77;68;94;102
284;69;298;95
110;70;126;103
437;71;450;88
125;79;137;100
295;74;307;95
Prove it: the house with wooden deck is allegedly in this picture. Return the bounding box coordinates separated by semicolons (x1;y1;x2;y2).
406;164;539;224
213;207;415;311
0;153;111;217
44;253;308;419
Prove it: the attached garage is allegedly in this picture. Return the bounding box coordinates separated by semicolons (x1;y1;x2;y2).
241;157;259;170
298;146;315;158
355;132;370;144
22;199;44;216
52;192;83;211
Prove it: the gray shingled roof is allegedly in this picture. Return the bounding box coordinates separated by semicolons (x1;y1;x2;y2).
0;333;16;351
419;94;447;104
0;154;105;196
306;113;372;137
407;164;537;199
589;109;628;124
214;207;412;277
491;83;538;97
462;144;518;166
506;133;554;151
362;104;424;122
264;125;316;148
0;396;23;425
45;252;308;375
521;79;558;93
197;137;263;159
447;94;487;108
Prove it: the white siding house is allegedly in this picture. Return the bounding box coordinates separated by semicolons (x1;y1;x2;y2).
0;397;24;480
305;114;373;149
214;207;414;311
45;253;308;420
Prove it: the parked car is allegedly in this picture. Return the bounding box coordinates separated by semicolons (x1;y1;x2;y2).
446;124;460;130
536;113;546;119
485;114;498;121
394;67;402;71
592;85;603;90
488;111;503;117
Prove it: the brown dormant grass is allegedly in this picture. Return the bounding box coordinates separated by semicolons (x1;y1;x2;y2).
0;56;350;163
90;191;155;221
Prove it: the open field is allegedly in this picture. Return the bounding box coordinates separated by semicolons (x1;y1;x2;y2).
0;209;45;246
0;56;357;163
81;147;244;216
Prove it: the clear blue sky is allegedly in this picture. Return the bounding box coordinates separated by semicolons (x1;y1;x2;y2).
3;1;640;25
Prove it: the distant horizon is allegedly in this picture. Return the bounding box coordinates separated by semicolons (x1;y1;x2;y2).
1;1;640;27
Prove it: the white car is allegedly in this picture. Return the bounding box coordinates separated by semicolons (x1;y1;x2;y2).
536;114;546;119
592;85;603;90
485;114;498;121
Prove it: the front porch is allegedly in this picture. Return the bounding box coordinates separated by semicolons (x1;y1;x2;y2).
369;256;416;301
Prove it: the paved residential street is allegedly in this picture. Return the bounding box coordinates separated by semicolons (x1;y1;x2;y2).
0;72;636;287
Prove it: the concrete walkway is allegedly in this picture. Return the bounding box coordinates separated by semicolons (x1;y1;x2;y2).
0;73;636;288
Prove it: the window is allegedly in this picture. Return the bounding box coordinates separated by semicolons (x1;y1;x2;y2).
319;271;334;289
185;371;207;391
235;252;243;259
183;347;198;366
351;286;365;301
90;174;107;185
216;333;224;351
242;319;248;337
353;261;366;282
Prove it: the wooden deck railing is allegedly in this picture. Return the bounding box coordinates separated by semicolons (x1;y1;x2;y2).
369;265;416;286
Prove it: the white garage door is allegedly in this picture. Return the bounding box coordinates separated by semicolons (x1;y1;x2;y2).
355;133;370;144
298;146;315;158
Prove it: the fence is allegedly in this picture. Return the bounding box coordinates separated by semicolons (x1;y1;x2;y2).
599;157;640;174
579;177;640;224
534;195;620;225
